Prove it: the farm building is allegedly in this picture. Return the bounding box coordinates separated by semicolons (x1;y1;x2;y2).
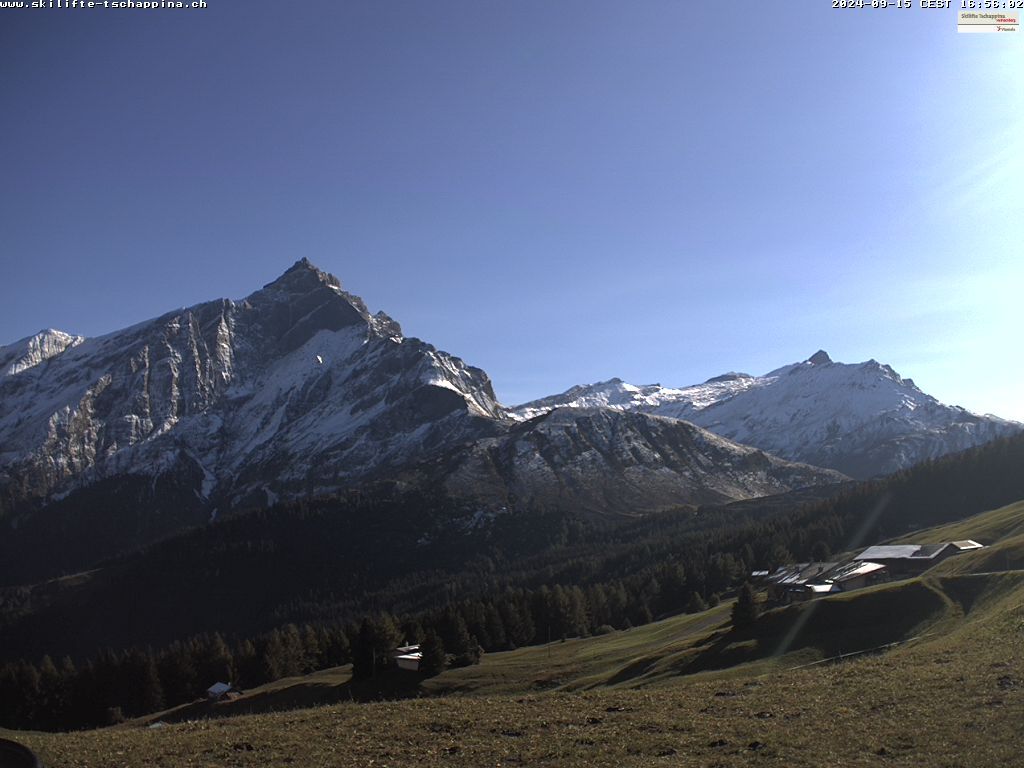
755;560;890;603
756;562;838;602
205;682;241;701
787;582;840;602
824;560;889;591
392;644;422;672
854;540;983;575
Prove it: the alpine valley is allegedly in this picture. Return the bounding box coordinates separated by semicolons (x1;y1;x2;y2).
0;261;1018;586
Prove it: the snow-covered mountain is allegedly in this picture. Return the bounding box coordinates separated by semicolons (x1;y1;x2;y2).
512;350;1021;478
0;260;504;517
0;262;846;583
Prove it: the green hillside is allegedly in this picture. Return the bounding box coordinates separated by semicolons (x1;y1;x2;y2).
426;498;1024;697
895;498;1024;548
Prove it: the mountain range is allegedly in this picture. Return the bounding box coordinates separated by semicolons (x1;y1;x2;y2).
513;349;1019;479
0;260;1018;583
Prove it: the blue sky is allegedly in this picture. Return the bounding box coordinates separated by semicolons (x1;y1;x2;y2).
2;1;1021;419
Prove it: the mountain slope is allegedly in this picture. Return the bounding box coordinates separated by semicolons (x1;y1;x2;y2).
513;350;1021;478
0;259;503;513
424;407;845;514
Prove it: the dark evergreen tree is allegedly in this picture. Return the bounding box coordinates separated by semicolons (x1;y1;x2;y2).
567;586;590;637
260;629;288;682
731;582;760;629
321;626;351;667
499;592;535;648
419;630;446;677
197;632;235;685
158;641;198;704
300;624;323;673
234;639;261;687
686;591;708;614
352;614;401;679
484;604;507;651
810;540;832;562
277;624;304;678
37;655;62;730
399;618;424;647
130;649;165;715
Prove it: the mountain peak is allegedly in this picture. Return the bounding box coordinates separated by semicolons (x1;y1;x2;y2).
807;349;832;365
705;372;753;384
1;328;85;379
264;258;342;292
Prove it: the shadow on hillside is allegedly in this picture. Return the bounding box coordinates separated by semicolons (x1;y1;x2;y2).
658;580;950;679
603;655;662;686
937;571;1024;616
145;668;426;726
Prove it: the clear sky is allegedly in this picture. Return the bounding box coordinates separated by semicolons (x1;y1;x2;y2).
2;1;1021;419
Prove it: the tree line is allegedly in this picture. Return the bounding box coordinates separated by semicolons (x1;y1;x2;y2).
0;570;731;732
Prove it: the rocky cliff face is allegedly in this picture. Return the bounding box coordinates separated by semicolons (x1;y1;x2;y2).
512;350;1021;479
0;260;504;520
419;407;846;515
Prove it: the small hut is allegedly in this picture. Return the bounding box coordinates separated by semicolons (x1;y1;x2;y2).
206;681;238;701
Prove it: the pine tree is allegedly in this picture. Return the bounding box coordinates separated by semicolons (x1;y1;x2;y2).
686;591;708;614
500;593;534;648
278;624;304;678
197;632;235;685
731;582;760;629
138;650;165;715
56;656;78;729
810;540;832;562
300;624;323;674
234;639;261;687
399;618;424;647
321;626;351;667
460;601;490;649
567;586;590;637
37;655;61;730
586;584;611;629
352;614;401;679
484;604;507;651
12;660;40;728
159;642;198;704
419;630;446;677
260;629;287;682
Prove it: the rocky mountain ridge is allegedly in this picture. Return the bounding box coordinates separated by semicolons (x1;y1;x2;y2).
512;350;1021;478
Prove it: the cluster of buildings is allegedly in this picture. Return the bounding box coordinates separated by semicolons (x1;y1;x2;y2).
753;540;983;603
